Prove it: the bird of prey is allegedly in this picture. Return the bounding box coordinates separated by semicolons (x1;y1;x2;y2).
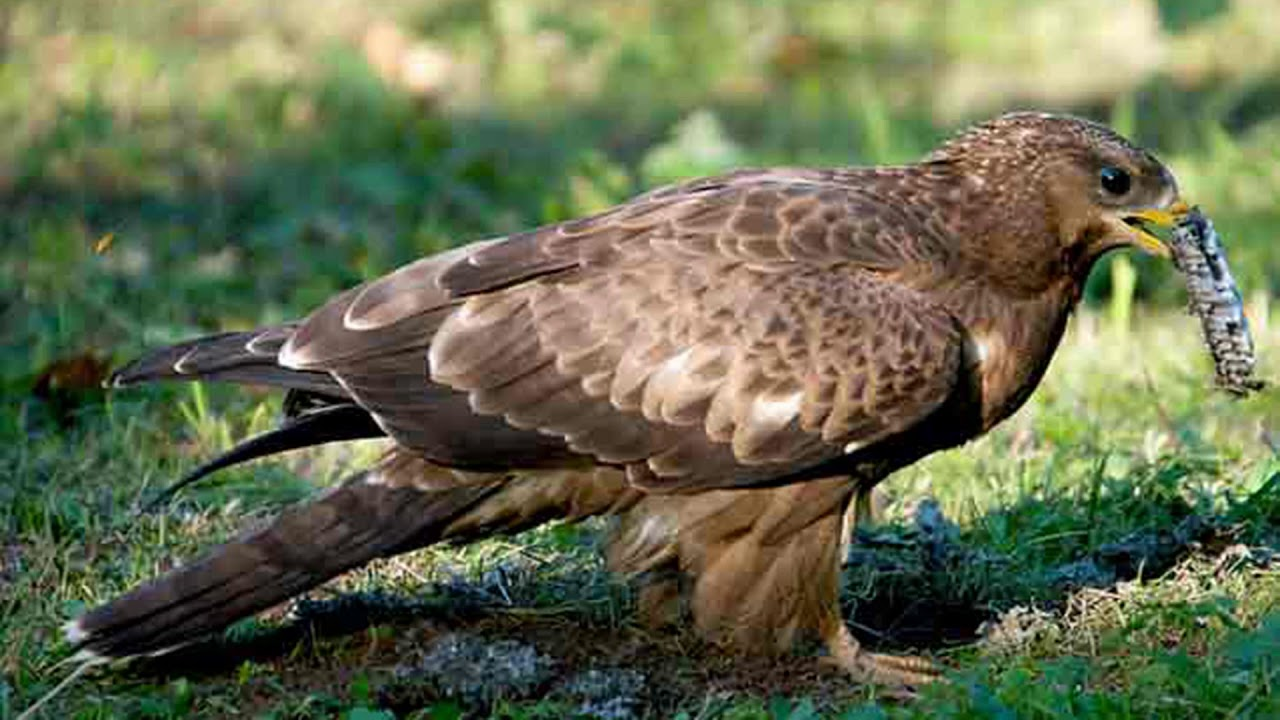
69;112;1189;687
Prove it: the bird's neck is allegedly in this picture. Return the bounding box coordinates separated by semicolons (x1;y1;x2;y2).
883;159;1069;298
940;276;1080;431
852;159;1109;433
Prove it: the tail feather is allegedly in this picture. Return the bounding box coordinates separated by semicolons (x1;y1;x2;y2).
111;328;371;503
71;455;500;659
111;331;270;386
111;326;343;396
145;403;385;509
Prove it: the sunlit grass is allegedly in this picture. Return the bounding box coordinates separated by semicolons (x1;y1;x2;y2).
4;314;1277;718
4;0;1280;716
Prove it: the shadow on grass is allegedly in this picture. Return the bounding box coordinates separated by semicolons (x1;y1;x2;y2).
843;506;1233;653
121;591;491;679
110;468;1274;687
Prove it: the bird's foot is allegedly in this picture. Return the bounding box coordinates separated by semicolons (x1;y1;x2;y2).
823;625;943;691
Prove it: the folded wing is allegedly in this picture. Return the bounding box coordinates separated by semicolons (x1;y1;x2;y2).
278;170;967;491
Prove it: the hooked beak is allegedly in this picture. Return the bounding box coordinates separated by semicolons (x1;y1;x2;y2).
1121;200;1190;258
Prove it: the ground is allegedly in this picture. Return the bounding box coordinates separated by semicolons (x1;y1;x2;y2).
4;1;1280;717
6;314;1280;718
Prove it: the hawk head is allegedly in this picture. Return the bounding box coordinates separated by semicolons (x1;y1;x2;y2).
929;111;1188;287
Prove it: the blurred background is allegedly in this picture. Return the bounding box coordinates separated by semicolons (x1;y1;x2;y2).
2;0;1279;392
3;3;1280;715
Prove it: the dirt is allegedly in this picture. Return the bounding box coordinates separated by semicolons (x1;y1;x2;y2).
118;595;875;717
383;615;872;716
103;504;1242;717
388;631;554;708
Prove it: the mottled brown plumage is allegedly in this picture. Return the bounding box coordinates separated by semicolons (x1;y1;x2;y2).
70;112;1187;686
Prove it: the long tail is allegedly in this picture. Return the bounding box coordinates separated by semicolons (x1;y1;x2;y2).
69;458;641;660
69;454;499;659
110;325;343;395
77;330;643;658
112;326;386;502
66;327;429;659
143;403;383;509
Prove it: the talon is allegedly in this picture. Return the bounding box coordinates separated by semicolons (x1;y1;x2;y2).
825;625;945;690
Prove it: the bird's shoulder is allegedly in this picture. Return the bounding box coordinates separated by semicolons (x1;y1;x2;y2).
437;165;956;299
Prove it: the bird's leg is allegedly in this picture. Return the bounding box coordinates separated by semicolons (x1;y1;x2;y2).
637;477;944;689
823;483;944;689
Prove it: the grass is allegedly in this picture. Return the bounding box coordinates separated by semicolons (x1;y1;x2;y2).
4;0;1280;717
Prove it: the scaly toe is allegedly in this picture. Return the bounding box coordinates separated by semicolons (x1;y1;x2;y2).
824;625;945;690
858;650;944;688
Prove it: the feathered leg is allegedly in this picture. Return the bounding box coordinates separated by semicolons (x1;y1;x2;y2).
822;482;942;688
608;477;943;688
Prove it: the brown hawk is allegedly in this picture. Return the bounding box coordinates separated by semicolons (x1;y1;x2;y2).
69;112;1189;686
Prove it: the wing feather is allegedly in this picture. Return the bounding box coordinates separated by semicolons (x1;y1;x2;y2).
261;168;967;491
432;258;963;490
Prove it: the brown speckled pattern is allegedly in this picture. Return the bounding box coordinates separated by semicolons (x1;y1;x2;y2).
80;112;1187;668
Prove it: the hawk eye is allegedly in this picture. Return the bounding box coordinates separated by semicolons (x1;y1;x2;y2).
1099;166;1131;196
